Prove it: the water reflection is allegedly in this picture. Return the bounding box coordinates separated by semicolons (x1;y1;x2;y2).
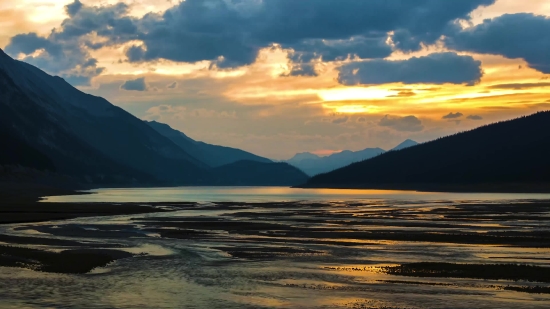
1;195;550;308
41;186;550;203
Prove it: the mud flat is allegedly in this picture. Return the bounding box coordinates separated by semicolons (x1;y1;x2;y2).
1;197;550;307
0;246;133;274
0;183;169;224
381;262;550;283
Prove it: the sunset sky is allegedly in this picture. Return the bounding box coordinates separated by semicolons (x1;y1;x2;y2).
1;0;550;159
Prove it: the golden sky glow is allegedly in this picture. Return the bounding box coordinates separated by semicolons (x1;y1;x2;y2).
1;0;550;159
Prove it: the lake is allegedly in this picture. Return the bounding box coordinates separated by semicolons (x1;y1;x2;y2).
42;186;550;203
1;187;550;308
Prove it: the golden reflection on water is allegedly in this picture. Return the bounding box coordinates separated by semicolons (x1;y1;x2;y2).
40;186;550;203
3;195;550;308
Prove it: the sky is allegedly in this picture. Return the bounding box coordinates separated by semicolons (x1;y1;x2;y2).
1;0;550;159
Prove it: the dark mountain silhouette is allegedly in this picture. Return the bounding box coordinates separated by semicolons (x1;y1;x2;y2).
287;140;417;176
212;161;309;186
146;121;272;167
0;48;209;184
0;123;54;171
303;112;550;191
0;48;305;186
0;67;158;184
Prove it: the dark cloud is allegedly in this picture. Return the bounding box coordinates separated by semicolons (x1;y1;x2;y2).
467;115;483;120
121;77;147;91
285;36;393;72
442;112;464;119
66;0;83;17
5;33;57;55
332;116;349;124
446;13;550;73
3;1;131;85
379;115;424;132
257;0;494;46
126;45;146;62
487;82;550;90
54;2;136;42
338;52;483;86
6;0;495;77
357;117;367;123
167;82;178;89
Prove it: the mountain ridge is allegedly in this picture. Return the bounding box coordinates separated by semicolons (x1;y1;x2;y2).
146;120;272;167
0;48;209;184
302;112;550;191
286;140;417;176
0;48;307;187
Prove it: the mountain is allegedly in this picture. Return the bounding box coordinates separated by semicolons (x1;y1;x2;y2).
211;161;309;186
146;121;272;167
391;139;419;151
286;140;417;176
0;48;213;184
0;48;306;187
287;152;321;164
0;122;55;172
303;112;550;191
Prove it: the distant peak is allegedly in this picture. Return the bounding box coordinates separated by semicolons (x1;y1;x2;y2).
289;152;320;161
391;139;419;151
360;147;385;152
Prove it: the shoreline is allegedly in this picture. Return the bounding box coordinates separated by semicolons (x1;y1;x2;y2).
3;181;550;226
0;182;169;225
296;182;550;194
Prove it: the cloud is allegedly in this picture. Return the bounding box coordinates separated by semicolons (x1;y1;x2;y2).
332;116;349;124
379;115;424;132
121;77;147;91
6;0;495;75
337;53;483;86
66;0;83;17
145;104;237;121
3;1;131;85
286;63;318;77
487;82;550;90
446;13;550;73
130;0;493;66
388;90;416;97
4;32;105;86
467;115;483;120
167;81;178;89
442;112;464;119
357;117;366;123
288;37;392;62
286;36;393;73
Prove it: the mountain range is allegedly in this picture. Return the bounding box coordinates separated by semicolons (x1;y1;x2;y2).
303;112;550;191
0;48;308;187
286;139;418;176
4;45;550;192
146;121;272;167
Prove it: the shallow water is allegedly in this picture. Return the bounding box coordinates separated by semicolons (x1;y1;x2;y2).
2;188;550;308
42;186;550;203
